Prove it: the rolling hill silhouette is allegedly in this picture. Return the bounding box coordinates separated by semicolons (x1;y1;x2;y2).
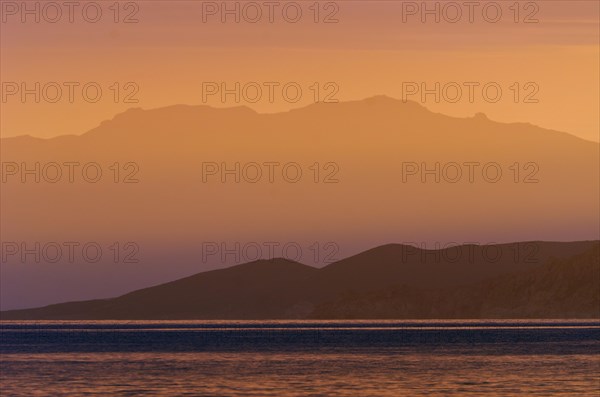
2;241;598;320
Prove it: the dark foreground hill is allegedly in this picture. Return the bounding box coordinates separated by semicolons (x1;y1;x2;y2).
2;241;598;320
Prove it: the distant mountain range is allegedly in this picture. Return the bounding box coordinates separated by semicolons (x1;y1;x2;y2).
2;241;598;320
3;97;599;249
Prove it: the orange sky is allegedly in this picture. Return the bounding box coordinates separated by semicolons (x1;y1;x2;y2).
2;1;600;310
1;0;599;141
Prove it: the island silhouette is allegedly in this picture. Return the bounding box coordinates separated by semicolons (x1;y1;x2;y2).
2;241;598;320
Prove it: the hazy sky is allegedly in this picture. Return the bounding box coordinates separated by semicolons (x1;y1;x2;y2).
1;0;599;141
1;1;600;310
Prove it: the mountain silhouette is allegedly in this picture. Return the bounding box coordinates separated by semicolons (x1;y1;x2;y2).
2;241;597;320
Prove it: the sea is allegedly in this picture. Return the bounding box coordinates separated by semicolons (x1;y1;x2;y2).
1;320;599;396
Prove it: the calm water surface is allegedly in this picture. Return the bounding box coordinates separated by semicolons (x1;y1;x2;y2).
1;320;599;396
